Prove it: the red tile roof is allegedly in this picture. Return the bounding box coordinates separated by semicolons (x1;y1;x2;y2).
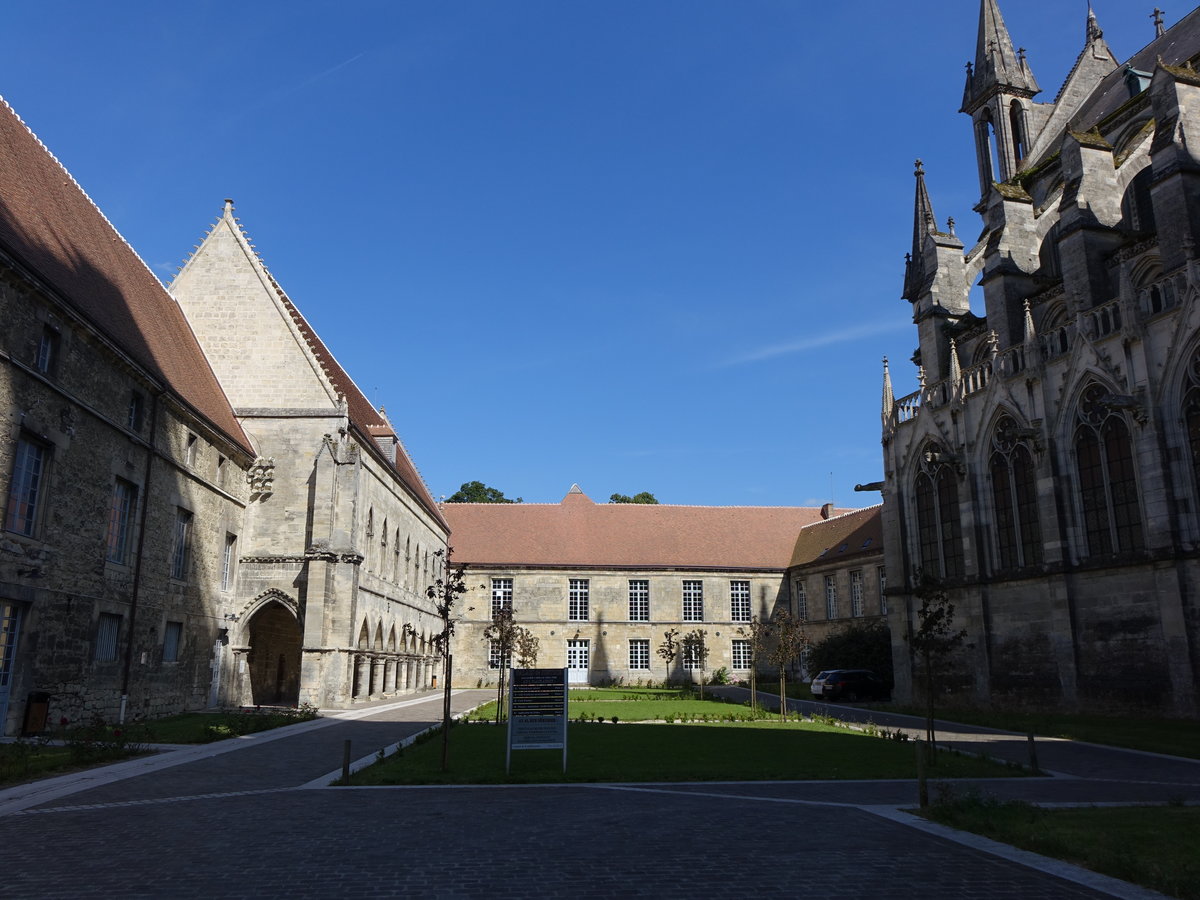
787;505;883;569
0;97;250;452
443;485;858;570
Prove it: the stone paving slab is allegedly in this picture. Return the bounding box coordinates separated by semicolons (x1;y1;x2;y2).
0;786;1138;899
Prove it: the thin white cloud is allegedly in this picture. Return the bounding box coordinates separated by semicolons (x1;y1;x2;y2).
714;321;904;368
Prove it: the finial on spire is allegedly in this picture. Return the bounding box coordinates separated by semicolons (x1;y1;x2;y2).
1023;299;1037;343
915;158;925;176
1018;47;1027;63
1152;7;1166;38
903;158;938;301
223;198;235;215
1086;3;1103;43
947;216;956;236
881;357;895;427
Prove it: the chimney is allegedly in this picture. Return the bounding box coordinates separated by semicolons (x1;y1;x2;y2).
820;503;834;520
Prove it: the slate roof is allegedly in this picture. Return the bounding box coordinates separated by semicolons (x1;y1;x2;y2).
786;505;883;570
1059;7;1200;136
443;485;857;570
0;97;251;453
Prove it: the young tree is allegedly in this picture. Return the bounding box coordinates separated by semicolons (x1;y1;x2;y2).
680;629;710;699
446;481;521;503
656;628;680;685
426;547;475;771
515;629;540;668
907;577;968;760
736;616;772;712
768;608;809;720
483;606;520;723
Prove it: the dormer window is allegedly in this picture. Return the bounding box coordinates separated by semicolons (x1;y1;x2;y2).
1123;65;1152;98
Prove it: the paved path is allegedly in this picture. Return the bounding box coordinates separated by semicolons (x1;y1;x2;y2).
0;687;1192;899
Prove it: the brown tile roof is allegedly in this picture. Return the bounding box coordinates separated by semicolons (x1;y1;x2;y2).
0;97;250;452
229;217;448;533
443;485;859;570
787;505;883;569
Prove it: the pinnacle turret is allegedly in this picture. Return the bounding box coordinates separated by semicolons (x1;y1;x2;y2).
902;160;938;302
961;0;1040;114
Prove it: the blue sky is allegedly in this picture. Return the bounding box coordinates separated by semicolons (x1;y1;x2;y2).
3;2;1164;506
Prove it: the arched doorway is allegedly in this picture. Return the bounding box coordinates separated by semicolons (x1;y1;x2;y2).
246;602;302;706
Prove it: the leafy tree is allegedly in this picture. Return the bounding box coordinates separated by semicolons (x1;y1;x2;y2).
768;609;809;720
907;576;968;760
447;481;521;503
807;620;894;688
426;547;476;770
680;629;710;699
735;616;772;711
515;629;540;669
656;628;680;684
609;492;659;504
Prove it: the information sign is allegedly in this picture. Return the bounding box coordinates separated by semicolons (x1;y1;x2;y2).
506;667;568;773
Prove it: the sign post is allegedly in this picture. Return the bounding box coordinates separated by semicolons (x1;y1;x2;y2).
507;667;568;775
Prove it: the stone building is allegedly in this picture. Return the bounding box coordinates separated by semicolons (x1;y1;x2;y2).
170;202;450;710
881;2;1200;713
0;95;448;734
444;485;856;685
0;98;256;733
786;505;886;658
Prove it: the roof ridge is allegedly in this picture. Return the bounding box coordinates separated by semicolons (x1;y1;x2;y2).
0;95;172;293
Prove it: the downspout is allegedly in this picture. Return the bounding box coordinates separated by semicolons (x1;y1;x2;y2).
119;390;161;723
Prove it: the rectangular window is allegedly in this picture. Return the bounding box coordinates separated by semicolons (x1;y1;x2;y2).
185;433;198;468
163;621;183;662
106;479;137;564
35;325;59;375
682;640;703;670
5;436;48;537
491;578;513;616
95;613;121;662
568;579;589;621
878;566;887;616
221;534;236;591
628;580;649;621
488;639;509;670
628;638;650;670
127;391;145;432
682;580;704;622
730;580;751;622
731;638;752;670
851;570;864;617
824;574;837;620
170;508;193;581
794;579;808;620
0;602;22;689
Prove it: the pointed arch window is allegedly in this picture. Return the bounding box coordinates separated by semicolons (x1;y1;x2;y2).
990;415;1042;570
1183;351;1200;510
914;442;964;579
1009;100;1028;164
1075;383;1144;557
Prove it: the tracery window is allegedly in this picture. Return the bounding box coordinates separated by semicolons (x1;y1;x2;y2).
914;442;964;579
1183;351;1200;511
990;415;1042;570
1074;383;1144;557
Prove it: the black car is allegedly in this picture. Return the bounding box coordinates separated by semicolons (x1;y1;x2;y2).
815;669;890;702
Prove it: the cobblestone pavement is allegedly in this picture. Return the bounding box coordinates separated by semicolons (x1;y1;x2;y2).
0;687;1189;899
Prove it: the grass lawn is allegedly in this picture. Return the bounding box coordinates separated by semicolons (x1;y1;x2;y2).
471;695;762;723
866;704;1200;760
125;707;318;744
349;720;1025;785
0;740;147;786
921;796;1200;900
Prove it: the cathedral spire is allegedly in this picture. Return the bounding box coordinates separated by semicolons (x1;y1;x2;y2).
903;160;937;301
961;0;1040;114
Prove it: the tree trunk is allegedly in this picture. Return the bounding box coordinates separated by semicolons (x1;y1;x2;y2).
779;672;787;721
750;667;757;712
923;648;936;763
441;653;453;771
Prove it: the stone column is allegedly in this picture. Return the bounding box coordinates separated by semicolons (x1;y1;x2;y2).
370;657;384;696
354;654;370;699
400;658;410;691
385;658;397;693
